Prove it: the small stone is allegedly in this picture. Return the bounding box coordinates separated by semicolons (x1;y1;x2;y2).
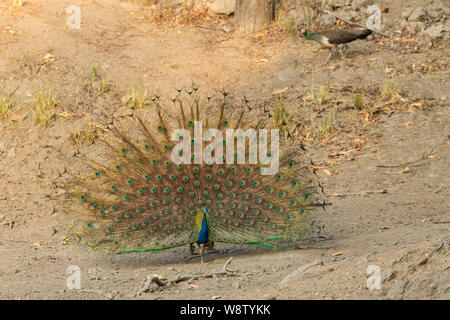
351;0;368;11
327;0;351;10
408;7;427;22
387;280;409;298
7;147;16;158
288;7;312;23
318;14;337;27
402;7;415;19
427;6;443;20
114;107;133;118
417;256;428;266
210;0;236;16
382;270;397;283
423;24;446;39
389;259;399;267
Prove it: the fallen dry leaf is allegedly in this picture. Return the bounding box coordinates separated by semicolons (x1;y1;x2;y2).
103;293;113;299
332;251;343;257
33;242;41;248
323;169;332;177
187;284;199;289
403;122;413;127
272;87;288;96
43;53;55;63
255;32;265;40
313;107;326;117
10;113;26;122
427;155;439;159
410;101;424;108
328;152;341;158
364;112;370;121
58;111;71;118
400;167;411;174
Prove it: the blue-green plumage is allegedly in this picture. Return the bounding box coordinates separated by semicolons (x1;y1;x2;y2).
198;214;209;244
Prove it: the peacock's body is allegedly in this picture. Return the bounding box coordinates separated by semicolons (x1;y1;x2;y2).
63;91;320;262
301;29;373;47
300;28;373;65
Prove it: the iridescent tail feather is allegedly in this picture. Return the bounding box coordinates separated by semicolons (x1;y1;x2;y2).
60;90;321;260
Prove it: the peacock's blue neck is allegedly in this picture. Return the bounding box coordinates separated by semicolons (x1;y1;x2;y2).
197;213;209;244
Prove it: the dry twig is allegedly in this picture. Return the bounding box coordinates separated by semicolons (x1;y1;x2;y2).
330;189;387;197
376;150;434;168
138;256;238;294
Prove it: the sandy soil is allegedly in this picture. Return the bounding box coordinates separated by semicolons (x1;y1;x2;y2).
0;0;448;299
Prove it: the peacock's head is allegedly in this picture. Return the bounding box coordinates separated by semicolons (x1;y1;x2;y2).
298;28;309;38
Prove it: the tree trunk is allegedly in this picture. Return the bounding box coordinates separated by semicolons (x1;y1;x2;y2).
234;0;273;33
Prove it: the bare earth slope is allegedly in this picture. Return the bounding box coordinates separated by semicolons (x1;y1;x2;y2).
0;0;448;299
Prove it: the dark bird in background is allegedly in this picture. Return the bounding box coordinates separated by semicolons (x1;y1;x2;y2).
300;28;373;65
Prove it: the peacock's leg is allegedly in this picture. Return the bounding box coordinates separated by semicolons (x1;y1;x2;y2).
337;45;345;60
205;241;215;251
191;242;206;263
320;48;333;66
198;243;206;264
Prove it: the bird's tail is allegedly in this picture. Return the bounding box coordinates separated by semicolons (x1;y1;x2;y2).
358;29;373;39
59;90;324;253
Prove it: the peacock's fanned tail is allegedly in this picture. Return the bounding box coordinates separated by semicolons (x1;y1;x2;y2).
63;92;320;254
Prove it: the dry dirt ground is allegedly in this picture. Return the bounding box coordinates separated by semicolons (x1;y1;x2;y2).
0;0;449;300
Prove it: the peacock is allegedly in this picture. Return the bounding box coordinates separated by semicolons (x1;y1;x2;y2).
300;28;373;65
61;90;321;263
